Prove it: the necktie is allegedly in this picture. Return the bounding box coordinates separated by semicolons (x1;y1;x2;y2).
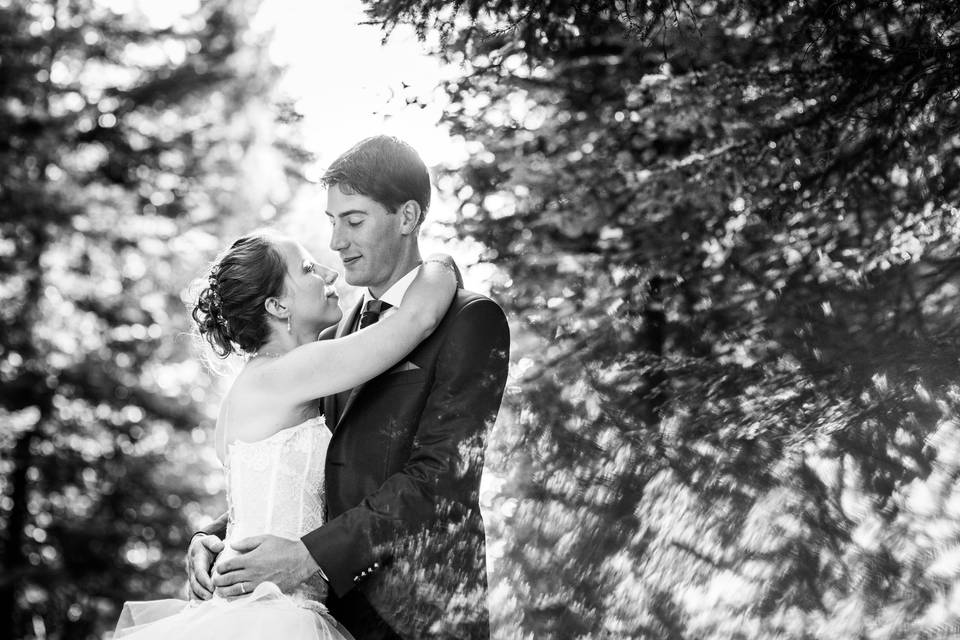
358;299;393;329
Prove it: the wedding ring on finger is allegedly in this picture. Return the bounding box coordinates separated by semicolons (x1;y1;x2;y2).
240;582;247;595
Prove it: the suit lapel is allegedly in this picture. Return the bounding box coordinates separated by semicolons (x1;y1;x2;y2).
337;364;366;428
339;315;436;428
330;300;363;432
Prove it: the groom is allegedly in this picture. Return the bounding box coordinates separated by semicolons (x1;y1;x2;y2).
188;136;510;639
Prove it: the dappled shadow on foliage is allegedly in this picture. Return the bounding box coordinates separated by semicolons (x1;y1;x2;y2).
370;0;960;636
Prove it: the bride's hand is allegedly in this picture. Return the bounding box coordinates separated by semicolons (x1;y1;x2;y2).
186;533;224;601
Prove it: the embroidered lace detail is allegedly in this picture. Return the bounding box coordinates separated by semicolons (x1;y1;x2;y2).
223;417;330;601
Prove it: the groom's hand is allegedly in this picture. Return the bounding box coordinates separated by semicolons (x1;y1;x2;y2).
186;533;224;600
212;535;322;597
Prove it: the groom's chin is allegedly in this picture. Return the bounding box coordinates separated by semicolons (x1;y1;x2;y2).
341;270;363;287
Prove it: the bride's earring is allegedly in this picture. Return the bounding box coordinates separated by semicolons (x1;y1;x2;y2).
287;315;292;334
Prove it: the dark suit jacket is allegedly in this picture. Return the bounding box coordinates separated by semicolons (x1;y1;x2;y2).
302;289;510;639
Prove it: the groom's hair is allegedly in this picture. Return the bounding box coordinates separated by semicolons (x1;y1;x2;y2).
321;135;430;226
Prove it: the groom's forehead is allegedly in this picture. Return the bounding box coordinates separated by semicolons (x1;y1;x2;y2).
325;187;390;213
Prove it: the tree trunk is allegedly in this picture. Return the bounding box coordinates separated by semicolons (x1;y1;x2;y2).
642;275;667;423
0;426;39;637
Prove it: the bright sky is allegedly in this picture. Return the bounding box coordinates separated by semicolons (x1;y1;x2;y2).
253;0;467;176
125;0;464;170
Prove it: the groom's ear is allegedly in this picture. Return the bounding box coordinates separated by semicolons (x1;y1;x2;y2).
397;200;421;235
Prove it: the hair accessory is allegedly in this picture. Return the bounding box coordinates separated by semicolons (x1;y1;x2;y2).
206;272;225;324
207;275;219;298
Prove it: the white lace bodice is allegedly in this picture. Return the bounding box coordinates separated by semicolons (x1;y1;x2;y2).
224;417;329;544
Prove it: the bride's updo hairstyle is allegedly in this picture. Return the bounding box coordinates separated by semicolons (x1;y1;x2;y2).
192;230;286;357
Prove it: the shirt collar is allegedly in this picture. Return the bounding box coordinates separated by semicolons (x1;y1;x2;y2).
362;265;421;308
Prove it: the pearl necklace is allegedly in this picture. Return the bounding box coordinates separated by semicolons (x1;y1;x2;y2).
250;351;283;359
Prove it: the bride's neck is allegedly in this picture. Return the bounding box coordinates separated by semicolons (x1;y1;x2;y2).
256;329;314;357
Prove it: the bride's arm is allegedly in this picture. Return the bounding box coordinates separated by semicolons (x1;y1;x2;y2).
252;256;458;404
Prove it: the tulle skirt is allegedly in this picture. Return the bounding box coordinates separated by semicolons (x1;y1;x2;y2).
113;582;353;640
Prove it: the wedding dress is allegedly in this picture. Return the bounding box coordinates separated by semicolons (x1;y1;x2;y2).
113;417;351;639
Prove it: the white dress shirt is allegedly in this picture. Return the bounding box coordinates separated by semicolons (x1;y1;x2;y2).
360;265;420;321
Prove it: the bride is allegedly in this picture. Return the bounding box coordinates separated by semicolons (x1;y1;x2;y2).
113;228;459;638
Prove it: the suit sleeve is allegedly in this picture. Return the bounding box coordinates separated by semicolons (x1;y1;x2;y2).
301;297;510;596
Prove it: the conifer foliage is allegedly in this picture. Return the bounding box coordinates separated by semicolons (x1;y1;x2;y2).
0;1;299;637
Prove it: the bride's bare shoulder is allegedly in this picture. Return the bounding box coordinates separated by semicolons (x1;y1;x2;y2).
215;367;276;447
216;361;315;452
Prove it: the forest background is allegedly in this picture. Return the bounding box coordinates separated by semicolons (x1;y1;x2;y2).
2;0;959;638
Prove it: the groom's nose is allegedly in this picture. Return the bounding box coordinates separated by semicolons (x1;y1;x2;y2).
329;224;349;252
